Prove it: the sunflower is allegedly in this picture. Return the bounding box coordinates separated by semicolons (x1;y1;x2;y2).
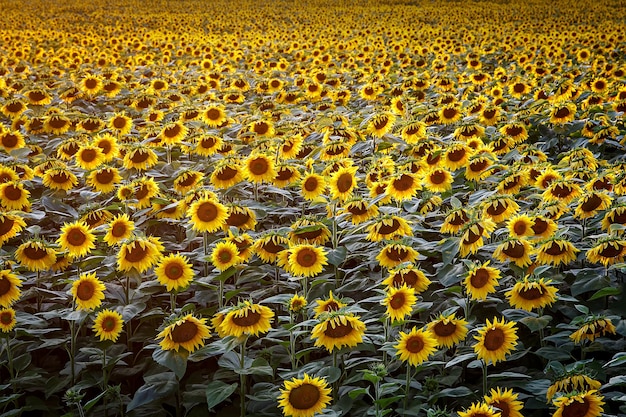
0;269;22;308
328;166;358;202
381;172;418;202
93;309;124;342
224;232;254;262
0;307;16;333
482;195;520;224
505;214;534;239
57;221;96;259
547;374;602;402
244;153;276;184
529;215;558;239
535;238;579;266
211;241;242;271
394;327;438;366
366;215;413;242
376;242;419;269
0;130;25;153
195;134;223;157
74;144;105;171
0;212;26;246
382;285;416;322
311;312;366;352
117;236;163;273
122;146;158;171
43;113;72;135
278;374;332;417
313;291;347;317
459;218;496;257
465;152;496;181
173;171;204;195
158;314;211;353
574;191;612;220
586;237;626;266
14;240;56;271
473;317;518;365
210;159;243;188
601;205;626;231
367;113;396;138
85;166;121;194
339;198;379;225
440;208;470;234
103;213;134;246
219;301;274;338
289;219;331;246
0;181;30;210
427;313;468;348
493;238;533;268
288;294;308;314
422;167;453;193
458;402;501;417
71;272;106;311
155;253;194;292
442;142;473;171
438;104;462;124
483;387;524;417
0;166;19;183
247;120;275;138
253;234;290;264
506;277;558;311
79;75;103;96
187;196;228;233
382;264;431;294
42;167;78;192
543;180;583;205
570;316;616;344
498;170;529;194
300;172;327;201
400;121;427;144
108;113;133;136
550;102;577;125
283;244;327;277
552;391;604;417
464;261;501;301
1;99;26;118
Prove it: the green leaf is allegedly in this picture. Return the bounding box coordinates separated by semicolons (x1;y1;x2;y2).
83;390;109;412
444;352;475;368
205;380;238;410
588;286;621;301
604;352;626;368
327;246;347;267
317;366;341;384
571;270;610;297
152;348;188;379
431;386;473;399
520;315;552;332
603;375;626;389
127;372;178;412
348;387;370;399
440;237;460;267
535;346;572;361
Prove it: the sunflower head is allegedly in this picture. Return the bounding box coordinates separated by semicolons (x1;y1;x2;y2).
278;373;332;417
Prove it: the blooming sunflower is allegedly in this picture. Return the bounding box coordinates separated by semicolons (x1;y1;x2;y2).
586;237;626;266
339;198;379;225
278;373;332;417
0;307;16;333
244;153;276;184
535;238;579;266
442;142;473;171
574;191;612;220
382;285;416;322
570;316;616;344
366;215;413;242
484;387;524;417
300;172;327;201
367;113;396;138
313;291;347;318
42;168;78;192
329;166;358;202
543;179;583;205
57;221;96;259
473;317;518;365
211;241;242;271
507;214;535;239
195;134;223;157
158;314;211;353
14;241;56;271
117;236;163;273
159;122;188;146
505;277;558;311
481;195;520;224
155;253;194;292
458;218;497;257
86;167;122;194
382;264;431;294
224;232;254;262
530;215;558;239
552;390;604;417
311;313;366;352
289;219;331;246
288;294;308;314
122;146;158;171
210;160;243;189
253;234;290;264
273;165;301;188
93;309;124;342
201;104;227;128
464;261;501;301
103;213;134;246
493;238;534;268
422;167;453;193
376;242;419;269
219;301;274;338
187;196;228;233
108;113;133;136
547;374;602;402
0;269;22;308
400;121;427;144
223;205;257;231
383;172;419;202
0;130;25;153
71;272;106;311
0;212;26;246
601;204;626;231
43;113;72;135
427;313;468;348
0;181;30;211
458;402;501;417
550;102;577;125
440;208;470;234
394;327;438;366
283;244;328;277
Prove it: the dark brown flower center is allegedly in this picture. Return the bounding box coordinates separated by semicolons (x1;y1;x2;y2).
554;107;571;119
483;328;505;351
486;201;508;216
442;108;458;120
545;241;566;256
113;117;128;129
23;245;48;260
164;124;182;138
67;228;87;246
469;159;488;172
218;249;233;263
0;217;15;236
4;185;23;201
532;218;548;235
196;201;218;222
80;149;98;163
503;241;526;258
102;317;116;331
130;150;150;163
470;268;490;289
216;166;238;180
1;133;18;148
0;276;10;296
389;292;406;309
385;247;409;261
598;243;623;258
518;286;544;300
463;224;484;245
125;244;148;263
276;168;294;181
336;173;353;193
226;211;251;227
377;219;400;235
406;335;425;353
324;322;353;338
447;148;467;161
562;398;590;417
0;311;12;325
430;170;446;185
513;221;528;236
253;122;269;135
249;157;269;175
206;108;222;121
232;311;261;327
296;248;318;267
581;194;602;212
506;126;524;137
304;177;319;192
491;400;510;417
76;280;95;301
165;262;184;279
288;384;321;410
111;222;128;237
551;184;574;198
96;169;115;184
171;321;199;343
434;321;457;337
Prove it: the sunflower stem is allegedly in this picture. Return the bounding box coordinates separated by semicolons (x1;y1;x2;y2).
218;279;224;310
4;334;18;411
240;339;247;417
102;347;109;417
404;364;411;412
125;274;133;351
203;232;210;278
170;292;177;313
481;359;488;396
166;145;172;165
254;182;259;202
36;270;42;312
289;313;296;370
332;350;338;402
382;317;389;367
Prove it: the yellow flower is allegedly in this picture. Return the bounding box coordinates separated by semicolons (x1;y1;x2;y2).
382;285;416;322
0;212;27;246
187;196;228;233
311;313;366;352
505;277;558;311
464;261;501;301
376;242;419;269
473;317;518;365
155;253;194;292
427;313;468;348
157;314;211;353
0;181;30;211
458;402;501;417
211;241;242;271
0;269;22;308
219;301;274;338
93;309;124;342
0;308;17;333
552;390;604;417
57;221;96;259
394;327;438;366
71;272;106;311
286;244;328;277
117;236;163;273
278;373;332;417
313;291;347;318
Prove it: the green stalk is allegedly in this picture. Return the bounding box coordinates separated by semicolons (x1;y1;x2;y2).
404;364;411;412
240;340;247;417
103;348;109;417
482;359;488;396
289;313;296;370
170;292;177;313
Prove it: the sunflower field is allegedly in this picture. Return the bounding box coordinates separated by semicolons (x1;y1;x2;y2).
1;0;626;416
